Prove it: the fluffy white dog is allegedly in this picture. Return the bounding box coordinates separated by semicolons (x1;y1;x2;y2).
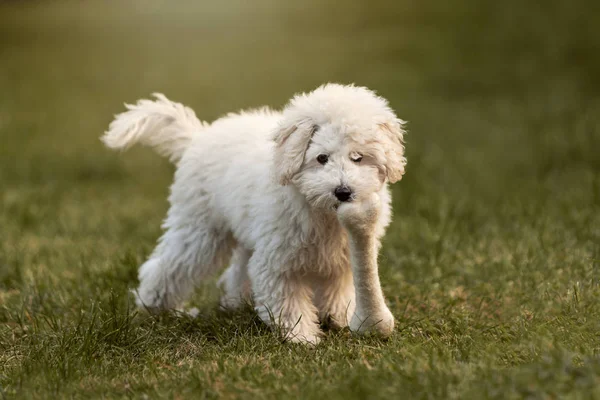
102;84;407;344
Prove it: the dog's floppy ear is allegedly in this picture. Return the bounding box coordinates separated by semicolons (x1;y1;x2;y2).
273;120;317;185
378;120;407;183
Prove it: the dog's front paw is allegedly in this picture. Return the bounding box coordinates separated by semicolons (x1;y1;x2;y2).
349;306;394;338
277;319;322;345
286;330;322;346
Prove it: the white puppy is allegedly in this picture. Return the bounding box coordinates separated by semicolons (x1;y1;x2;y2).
102;84;407;344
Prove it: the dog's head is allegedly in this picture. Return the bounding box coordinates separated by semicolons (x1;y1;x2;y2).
273;83;407;211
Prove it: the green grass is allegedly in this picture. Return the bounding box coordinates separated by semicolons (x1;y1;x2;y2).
1;0;600;398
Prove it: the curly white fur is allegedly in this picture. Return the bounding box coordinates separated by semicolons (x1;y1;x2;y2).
102;83;407;344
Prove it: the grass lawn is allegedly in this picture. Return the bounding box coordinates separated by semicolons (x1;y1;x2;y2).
1;0;599;398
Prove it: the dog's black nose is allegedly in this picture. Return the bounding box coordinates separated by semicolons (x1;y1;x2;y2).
334;186;353;202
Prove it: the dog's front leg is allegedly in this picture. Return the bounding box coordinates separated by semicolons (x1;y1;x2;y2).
337;194;394;337
249;251;321;344
314;267;356;329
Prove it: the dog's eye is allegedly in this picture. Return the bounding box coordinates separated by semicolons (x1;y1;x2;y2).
351;154;363;163
317;154;329;165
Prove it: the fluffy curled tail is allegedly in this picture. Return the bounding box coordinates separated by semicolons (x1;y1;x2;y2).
102;93;206;164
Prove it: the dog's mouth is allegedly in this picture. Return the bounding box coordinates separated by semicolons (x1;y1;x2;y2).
332;194;356;211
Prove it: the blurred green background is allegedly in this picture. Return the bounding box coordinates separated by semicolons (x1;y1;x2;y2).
1;0;599;398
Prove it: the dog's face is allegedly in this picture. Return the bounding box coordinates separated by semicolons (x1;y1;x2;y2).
273;84;406;211
293;124;388;210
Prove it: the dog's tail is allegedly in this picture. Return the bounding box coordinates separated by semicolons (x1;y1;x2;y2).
102;93;206;164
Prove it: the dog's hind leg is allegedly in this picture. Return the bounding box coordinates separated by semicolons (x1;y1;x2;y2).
217;247;252;310
134;223;234;312
133;186;234;312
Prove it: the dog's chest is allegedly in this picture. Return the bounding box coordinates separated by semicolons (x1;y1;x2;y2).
292;224;350;275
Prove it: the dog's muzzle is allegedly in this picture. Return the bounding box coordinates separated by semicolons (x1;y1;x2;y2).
334;186;353;202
